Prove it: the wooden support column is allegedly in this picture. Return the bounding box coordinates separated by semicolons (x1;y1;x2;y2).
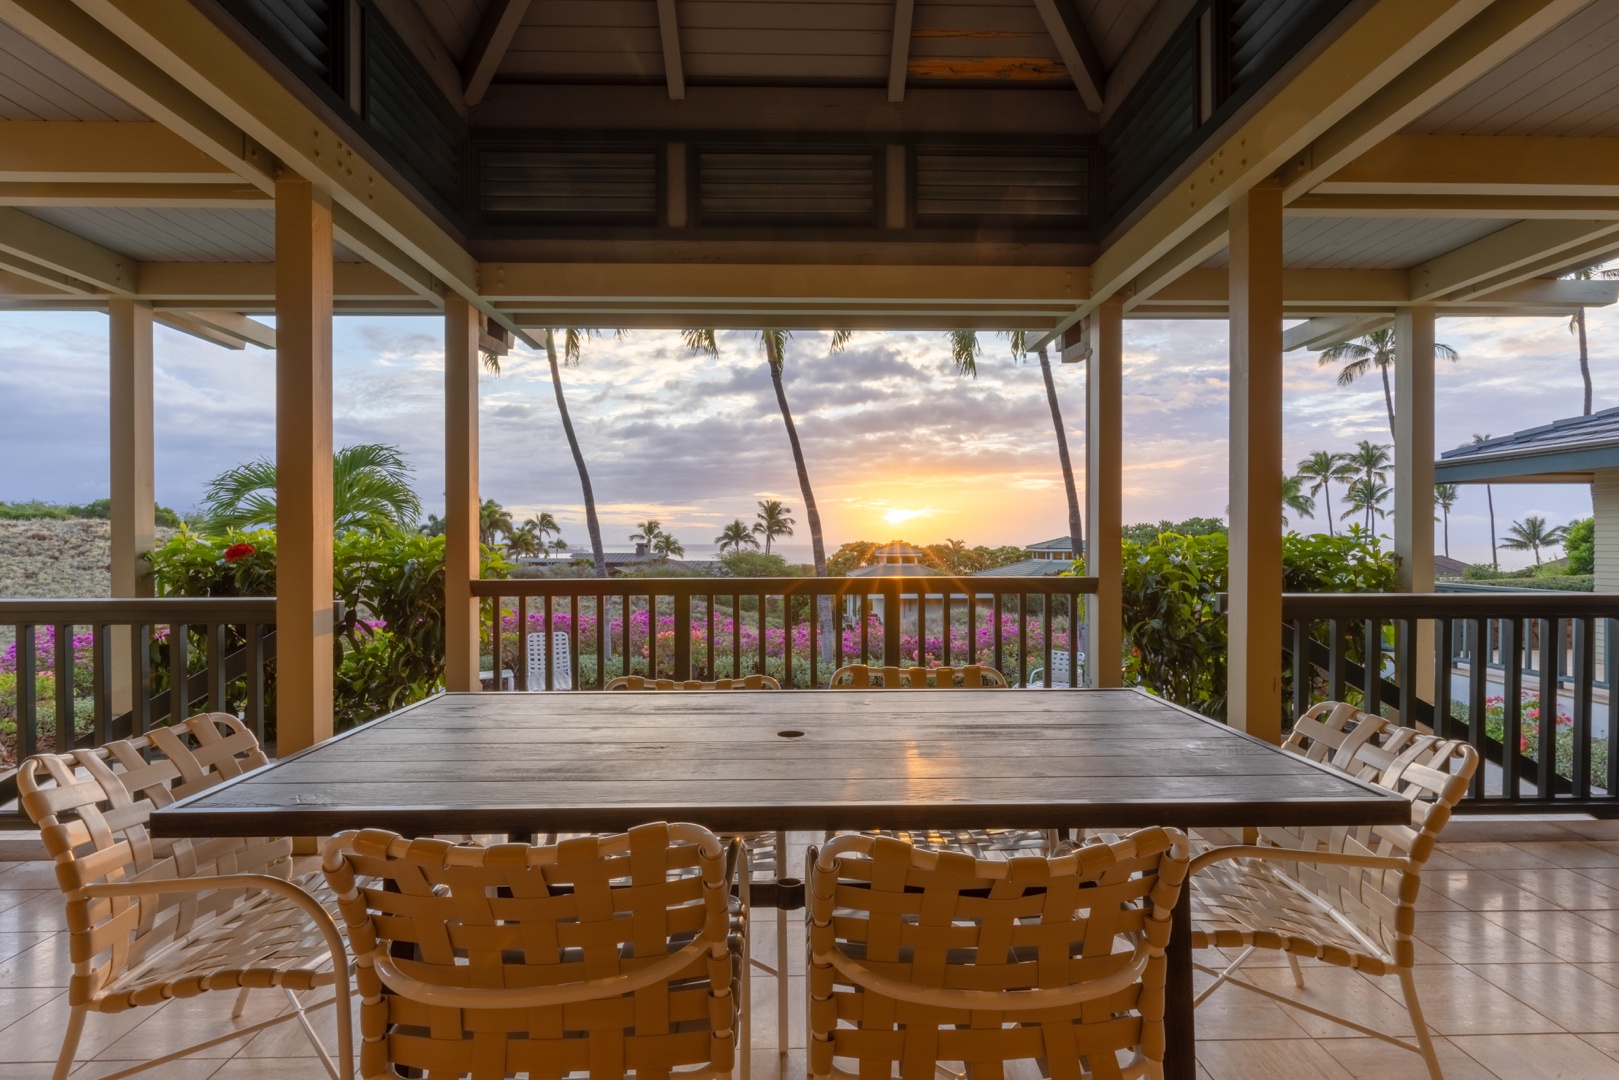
1086;298;1123;686
444;294;481;692
1227;184;1285;743
108;298;153;713
1395;305;1437;708
274;177;334;754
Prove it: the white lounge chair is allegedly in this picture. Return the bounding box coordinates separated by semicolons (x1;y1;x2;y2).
1027;648;1084;687
526;630;573;690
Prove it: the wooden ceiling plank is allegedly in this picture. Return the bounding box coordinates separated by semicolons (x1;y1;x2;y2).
1030;0;1105;112
654;0;685;101
462;0;532;107
887;0;915;104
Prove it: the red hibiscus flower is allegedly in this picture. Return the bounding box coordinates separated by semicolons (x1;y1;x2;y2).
223;542;257;563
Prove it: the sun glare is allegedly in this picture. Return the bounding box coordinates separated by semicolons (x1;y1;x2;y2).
882;508;931;525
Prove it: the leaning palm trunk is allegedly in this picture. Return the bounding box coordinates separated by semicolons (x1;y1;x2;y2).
1037;344;1084;555
1578;308;1594;416
1486;484;1498;568
764;334;835;667
545;330;606;577
1379;363;1396;440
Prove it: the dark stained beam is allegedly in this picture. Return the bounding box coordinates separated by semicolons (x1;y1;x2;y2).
1031;0;1105;112
462;0;532;107
656;0;686;101
888;0;916;104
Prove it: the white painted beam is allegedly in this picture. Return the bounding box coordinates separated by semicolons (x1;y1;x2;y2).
655;0;685;101
181;309;276;349
154;310;246;349
887;0;915;104
1321;135;1619;197
0;206;134;294
1031;0;1105;113
462;0;531;107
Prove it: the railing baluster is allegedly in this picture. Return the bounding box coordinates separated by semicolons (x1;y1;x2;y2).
1362;617;1381;717
1395;618;1417;729
168;622;188;727
17;625;36;759
834;590;844;671
1291;620;1310;719
808;588;818;688
706;594;716;681
1501;618;1522;800
860;594;870;662
594;595;605;689
1435;617;1454;740
1017;594;1028;688
542;594;554;690
516;596;529;691
205;622;227;714
1042;593;1053;688
731;594;741;680
756;593;767;678
621;596;631;681
54;623;72;752
993;594;1003;679
968;592;978;666
1536;617;1556;801
1467;617;1488;801
942;589;952;668
782;591;793;687
570;595;580;690
674;591;692;681
883;582;901;668
93;623;112;746
246;622;265;743
1572;617;1593;800
1326;619;1345;703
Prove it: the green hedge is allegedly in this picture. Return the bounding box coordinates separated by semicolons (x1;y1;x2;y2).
1457;575;1594;592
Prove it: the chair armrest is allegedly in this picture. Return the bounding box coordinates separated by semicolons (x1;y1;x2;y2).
1188;845;1410;876
81;874;349;960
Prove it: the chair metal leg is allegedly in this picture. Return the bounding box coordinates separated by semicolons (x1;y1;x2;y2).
231;984;254;1019
1286;952;1306;989
52;1004;86;1080
284;987;341;1080
775;830;790;1063
1193;945;1256;1006
1398;967;1445;1080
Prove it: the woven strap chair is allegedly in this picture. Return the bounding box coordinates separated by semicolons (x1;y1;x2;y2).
321;823;743;1080
606;674;781;690
829;664;1007;689
808;828;1189;1080
16;712;352;1080
1187;701;1479;1080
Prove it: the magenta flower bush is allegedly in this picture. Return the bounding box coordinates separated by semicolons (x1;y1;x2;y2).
1;625;100;766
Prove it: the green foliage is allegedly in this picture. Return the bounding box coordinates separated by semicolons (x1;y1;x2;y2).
1564;516;1595;574
719;550;794;578
1455;572;1593;592
1120;517;1226;546
1108;527;1397;722
147;527;511;733
0;498;183;525
200;444;423;534
827;541;877;576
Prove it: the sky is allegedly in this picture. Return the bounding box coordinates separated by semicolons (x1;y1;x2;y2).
1;298;1614;569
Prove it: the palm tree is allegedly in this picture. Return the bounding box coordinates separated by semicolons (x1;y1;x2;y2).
1282;474;1315;528
948;330;1083;556
1434;482;1459;559
715;519;759;553
1341;477;1392;531
651;532;686;559
1317;328;1458;439
201;443;423;534
1565;264;1619;414
1346;440;1392;486
1501;515;1567;565
1473;434;1499;568
629;519;663;551
752;499;795;556
505;521;542;558
479;499;513;546
418;513;445;538
1295;451;1354;537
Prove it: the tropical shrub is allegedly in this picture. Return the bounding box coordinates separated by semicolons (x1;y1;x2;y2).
719;551;794;577
1565;516;1595;574
1448;692;1606;791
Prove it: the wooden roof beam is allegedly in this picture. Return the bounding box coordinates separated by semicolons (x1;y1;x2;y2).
655;0;685;101
1289;193;1619;218
178;309;275;348
0;182;268;207
155;310;246;349
887;0;915;103
1279;0;1591;199
462;0;531;107
0;206;134;294
0;120;238;183
1283;314;1391;352
1320;135;1619;197
1031;0;1105;113
1409;220;1619;301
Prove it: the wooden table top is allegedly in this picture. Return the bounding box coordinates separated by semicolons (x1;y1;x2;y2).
153;688;1411;837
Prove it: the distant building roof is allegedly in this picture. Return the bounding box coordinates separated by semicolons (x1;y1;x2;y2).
1026;536;1076;552
1434;555;1469;578
849;561;939;577
1436;407;1619;483
870;542;926;561
972;558;1073;578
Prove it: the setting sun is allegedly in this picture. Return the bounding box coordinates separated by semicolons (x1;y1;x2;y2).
882;507;933;525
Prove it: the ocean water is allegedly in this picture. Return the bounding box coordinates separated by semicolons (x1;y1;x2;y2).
598;542;817;564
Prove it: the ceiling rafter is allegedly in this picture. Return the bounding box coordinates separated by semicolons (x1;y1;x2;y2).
1031;0;1106;113
180;309;276;348
461;0;531;107
1409;220;1619;301
887;0;916;104
155;311;245;349
655;0;686;101
1320;135;1619;197
0;206;134;294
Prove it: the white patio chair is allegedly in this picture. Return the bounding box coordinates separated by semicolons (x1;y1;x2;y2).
1188;701;1479;1080
526;630;573;690
1027;648;1086;687
322;823;742;1080
17;713;353;1080
808;828;1189;1080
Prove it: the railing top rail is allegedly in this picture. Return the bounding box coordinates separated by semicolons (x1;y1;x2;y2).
1281;591;1619;619
0;597;279;622
470;575;1099;599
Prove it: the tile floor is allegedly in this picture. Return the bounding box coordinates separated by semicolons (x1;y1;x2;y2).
6;820;1619;1078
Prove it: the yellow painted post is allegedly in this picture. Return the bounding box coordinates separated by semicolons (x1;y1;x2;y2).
1227;183;1285;743
274;176;334;754
444;294;481;693
1396;305;1438;708
1086;298;1124;686
108;297;154;714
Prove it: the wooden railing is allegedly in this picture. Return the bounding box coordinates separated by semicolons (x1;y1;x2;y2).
2;597;278;825
471;575;1098;690
1283;592;1619;813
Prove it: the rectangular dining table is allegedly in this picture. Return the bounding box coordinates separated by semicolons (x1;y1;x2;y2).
154;687;1411;1080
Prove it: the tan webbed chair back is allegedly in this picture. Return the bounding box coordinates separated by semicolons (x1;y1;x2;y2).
1193;701;1478;972
16;712;321;1009
322;822;743;1079
605;674;780;690
828;664;1007;689
808;827;1190;1080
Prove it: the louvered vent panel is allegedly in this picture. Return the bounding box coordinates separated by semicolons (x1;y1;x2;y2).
227;0;336;82
480;150;658;221
698;151;875;225
365;13;463;208
915;154;1089;223
1230;0;1351;91
1103;26;1195;218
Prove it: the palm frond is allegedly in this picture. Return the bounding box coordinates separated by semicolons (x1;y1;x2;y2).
682;329;720;357
947;330;981;377
828;329;854;353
